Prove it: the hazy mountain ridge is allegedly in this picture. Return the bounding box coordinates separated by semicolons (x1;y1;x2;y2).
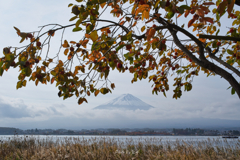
94;94;154;110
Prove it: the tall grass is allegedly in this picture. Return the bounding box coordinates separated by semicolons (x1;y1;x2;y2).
0;136;239;159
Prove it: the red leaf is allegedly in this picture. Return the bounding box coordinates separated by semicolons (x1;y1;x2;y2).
196;9;204;17
203;2;215;5
204;17;214;24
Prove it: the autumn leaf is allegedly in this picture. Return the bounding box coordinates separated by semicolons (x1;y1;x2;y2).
196;9;204;17
218;1;228;16
64;49;69;55
203;2;215;5
204;17;213;24
78;97;88;105
62;40;69;48
227;0;235;15
90;30;98;42
147;28;156;41
188;19;195;28
95;90;100;96
51;77;55;84
111;83;115;90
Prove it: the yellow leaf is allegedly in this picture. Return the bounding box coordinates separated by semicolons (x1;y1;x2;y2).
22;80;27;87
141;26;146;32
90;30;98;42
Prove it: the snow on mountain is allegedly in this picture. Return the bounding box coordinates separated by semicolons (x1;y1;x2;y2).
94;94;154;110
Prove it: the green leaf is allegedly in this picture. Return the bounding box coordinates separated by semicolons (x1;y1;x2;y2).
5;54;14;61
75;19;82;28
179;5;191;10
166;12;175;19
0;61;3;68
0;67;3;76
231;87;236;95
51;70;57;76
69;16;78;21
216;29;220;36
100;88;108;94
116;44;125;52
227;49;234;55
73;27;82;32
104;69;109;79
68;3;73;7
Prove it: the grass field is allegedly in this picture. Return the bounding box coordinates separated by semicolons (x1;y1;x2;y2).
0;136;239;159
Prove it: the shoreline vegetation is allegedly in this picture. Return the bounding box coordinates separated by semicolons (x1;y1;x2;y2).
0;136;239;159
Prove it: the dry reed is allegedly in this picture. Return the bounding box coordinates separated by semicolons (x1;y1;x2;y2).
0;136;239;160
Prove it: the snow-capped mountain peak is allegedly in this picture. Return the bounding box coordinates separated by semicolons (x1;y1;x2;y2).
94;94;154;110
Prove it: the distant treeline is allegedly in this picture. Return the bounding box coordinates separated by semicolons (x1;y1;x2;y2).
0;127;21;135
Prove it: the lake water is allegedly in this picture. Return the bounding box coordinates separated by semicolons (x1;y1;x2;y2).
0;135;239;148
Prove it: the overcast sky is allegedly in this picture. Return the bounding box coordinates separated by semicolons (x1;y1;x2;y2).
0;0;239;130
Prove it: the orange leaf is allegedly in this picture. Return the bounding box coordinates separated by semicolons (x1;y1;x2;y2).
119;21;125;25
85;34;90;38
51;77;55;84
62;40;69;48
184;10;190;17
188;19;195;28
68;54;73;60
94;90;99;96
132;21;137;27
100;2;106;8
98;56;106;62
177;14;182;18
81;39;89;48
70;41;76;44
64;49;69;55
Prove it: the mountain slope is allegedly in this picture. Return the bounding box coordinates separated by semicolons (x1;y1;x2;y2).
94;94;154;110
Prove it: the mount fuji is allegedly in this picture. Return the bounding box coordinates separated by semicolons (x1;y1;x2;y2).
94;93;154;110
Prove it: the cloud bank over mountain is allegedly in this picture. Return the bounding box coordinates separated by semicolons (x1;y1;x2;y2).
0;94;240;130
